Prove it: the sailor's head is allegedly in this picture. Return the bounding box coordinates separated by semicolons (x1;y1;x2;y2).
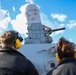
0;30;23;49
56;37;75;62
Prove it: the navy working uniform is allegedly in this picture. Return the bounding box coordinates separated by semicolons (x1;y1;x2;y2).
0;47;39;75
47;58;76;75
0;30;39;75
46;37;76;75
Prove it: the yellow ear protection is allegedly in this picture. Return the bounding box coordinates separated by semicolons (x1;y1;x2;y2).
56;50;76;62
56;52;61;62
9;30;23;49
14;31;23;49
15;39;22;49
74;50;76;58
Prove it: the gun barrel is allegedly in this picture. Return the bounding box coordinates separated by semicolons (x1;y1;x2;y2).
52;27;65;32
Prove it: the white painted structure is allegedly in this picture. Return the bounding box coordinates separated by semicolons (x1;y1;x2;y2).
19;3;65;75
24;3;65;44
20;44;58;75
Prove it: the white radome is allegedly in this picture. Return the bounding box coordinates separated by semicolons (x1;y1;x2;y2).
25;3;41;24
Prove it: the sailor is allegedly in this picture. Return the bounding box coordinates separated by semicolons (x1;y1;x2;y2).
46;37;76;75
0;30;39;75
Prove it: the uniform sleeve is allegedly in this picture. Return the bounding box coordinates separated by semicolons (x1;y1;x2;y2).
46;69;53;75
26;60;39;75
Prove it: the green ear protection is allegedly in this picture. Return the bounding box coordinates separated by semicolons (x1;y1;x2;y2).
9;30;23;49
56;50;76;62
